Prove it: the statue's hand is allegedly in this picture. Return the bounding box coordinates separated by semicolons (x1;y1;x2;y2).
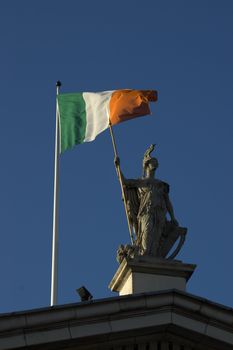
114;156;120;167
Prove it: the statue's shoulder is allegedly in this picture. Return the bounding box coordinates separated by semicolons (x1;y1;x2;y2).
156;179;170;193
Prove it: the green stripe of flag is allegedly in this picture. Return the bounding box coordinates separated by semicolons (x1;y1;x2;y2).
57;93;87;153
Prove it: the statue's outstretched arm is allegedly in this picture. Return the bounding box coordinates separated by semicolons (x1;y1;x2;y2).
114;156;144;188
114;156;126;182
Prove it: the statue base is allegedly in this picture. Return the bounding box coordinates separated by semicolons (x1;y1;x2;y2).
109;256;196;296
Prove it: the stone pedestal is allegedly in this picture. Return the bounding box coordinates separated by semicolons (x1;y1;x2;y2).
109;256;196;295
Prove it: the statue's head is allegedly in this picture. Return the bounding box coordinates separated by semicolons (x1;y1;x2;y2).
143;144;158;176
144;157;159;172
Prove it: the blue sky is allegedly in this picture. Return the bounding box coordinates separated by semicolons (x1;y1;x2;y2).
0;0;233;312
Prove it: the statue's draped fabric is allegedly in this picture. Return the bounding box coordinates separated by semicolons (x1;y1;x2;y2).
124;178;169;257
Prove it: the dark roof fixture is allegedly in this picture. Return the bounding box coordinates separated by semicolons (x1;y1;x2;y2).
76;286;93;302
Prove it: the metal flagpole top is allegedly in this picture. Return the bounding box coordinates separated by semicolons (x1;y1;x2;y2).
56;81;62;88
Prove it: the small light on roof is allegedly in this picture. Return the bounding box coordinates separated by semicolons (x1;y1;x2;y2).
76;286;93;302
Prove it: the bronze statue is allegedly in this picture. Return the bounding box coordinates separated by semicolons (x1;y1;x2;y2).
115;145;186;263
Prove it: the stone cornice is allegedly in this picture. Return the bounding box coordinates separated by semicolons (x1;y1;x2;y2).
0;290;233;349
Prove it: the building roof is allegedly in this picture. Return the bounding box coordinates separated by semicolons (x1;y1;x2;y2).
0;289;233;350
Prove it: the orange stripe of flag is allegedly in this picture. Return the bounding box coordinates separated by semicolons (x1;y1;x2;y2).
109;89;158;125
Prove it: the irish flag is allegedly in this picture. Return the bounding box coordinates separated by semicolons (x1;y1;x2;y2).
57;89;158;153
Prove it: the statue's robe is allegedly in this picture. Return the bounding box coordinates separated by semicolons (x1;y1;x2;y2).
124;177;169;256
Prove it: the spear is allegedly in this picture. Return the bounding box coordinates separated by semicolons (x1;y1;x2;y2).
108;123;134;245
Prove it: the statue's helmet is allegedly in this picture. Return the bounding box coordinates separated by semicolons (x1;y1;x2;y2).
142;144;158;175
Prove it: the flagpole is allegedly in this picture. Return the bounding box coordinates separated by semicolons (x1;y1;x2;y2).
108;123;134;245
50;80;61;306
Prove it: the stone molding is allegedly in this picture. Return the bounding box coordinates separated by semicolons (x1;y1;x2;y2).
0;290;233;349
